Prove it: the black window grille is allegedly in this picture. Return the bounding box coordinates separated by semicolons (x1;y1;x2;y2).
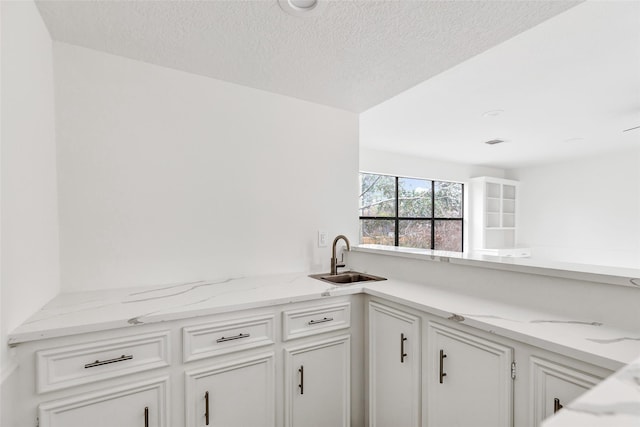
359;173;464;252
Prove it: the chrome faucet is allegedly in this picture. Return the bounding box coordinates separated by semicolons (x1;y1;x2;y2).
330;235;351;275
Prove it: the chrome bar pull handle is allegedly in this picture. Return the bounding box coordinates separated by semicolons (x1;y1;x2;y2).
298;366;304;395
84;354;133;369
553;398;563;413
308;317;333;325
216;333;250;343
439;349;447;383
144;406;149;427
400;333;408;363
205;391;210;425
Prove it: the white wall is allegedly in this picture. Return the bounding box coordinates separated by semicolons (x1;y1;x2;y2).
507;147;640;267
54;43;359;291
0;0;60;390
360;147;506;183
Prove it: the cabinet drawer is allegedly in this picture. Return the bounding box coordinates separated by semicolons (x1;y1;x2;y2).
183;314;275;362
36;331;170;393
39;376;169;427
282;302;350;341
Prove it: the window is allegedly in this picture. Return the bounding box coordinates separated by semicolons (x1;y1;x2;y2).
359;173;464;251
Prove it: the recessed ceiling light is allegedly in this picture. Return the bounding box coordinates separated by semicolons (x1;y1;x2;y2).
482;110;504;118
278;0;327;17
290;0;318;9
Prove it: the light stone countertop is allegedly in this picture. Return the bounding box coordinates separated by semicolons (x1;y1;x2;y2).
353;244;640;289
8;270;640;426
541;355;640;427
8;272;362;345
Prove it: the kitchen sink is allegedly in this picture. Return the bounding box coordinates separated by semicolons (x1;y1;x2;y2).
309;271;386;285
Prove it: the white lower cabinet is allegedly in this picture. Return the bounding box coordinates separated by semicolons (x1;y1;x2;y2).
530;356;605;426
426;322;514;427
184;353;275;427
13;294;616;427
14;299;355;427
39;376;169;427
368;301;420;427
284;335;351;427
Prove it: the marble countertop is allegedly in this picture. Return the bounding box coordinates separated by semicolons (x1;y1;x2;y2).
542;355;640;427
9;271;640;426
10;272;640;369
353;245;640;289
364;280;640;371
8;273;363;344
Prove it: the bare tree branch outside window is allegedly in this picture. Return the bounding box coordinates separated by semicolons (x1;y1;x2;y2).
359;173;463;251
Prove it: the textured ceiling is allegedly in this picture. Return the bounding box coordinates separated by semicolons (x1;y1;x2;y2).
35;0;579;112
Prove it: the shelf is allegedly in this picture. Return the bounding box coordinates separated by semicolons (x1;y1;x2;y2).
503;185;516;199
487;198;500;213
473;177;519;250
502;216;515;228
486;183;501;199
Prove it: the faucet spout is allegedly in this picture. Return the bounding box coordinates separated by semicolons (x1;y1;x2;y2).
330;235;351;275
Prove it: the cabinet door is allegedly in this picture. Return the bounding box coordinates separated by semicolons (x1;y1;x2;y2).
368;301;420;427
284;335;350;427
185;353;275;427
427;322;513;427
530;356;603;426
39;377;168;427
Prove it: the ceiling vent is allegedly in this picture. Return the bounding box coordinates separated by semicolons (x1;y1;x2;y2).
484;139;505;145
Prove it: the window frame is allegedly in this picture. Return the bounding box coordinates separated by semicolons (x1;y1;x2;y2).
359;173;464;251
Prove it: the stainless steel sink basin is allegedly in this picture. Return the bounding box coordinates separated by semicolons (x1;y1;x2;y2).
309;271;386;285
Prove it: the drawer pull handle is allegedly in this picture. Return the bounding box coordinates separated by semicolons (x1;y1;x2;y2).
553;398;563;413
439;349;447;383
144;406;149;427
298;365;304;395
84;354;133;369
205;391;210;425
216;333;250;343
308;317;333;325
400;333;408;363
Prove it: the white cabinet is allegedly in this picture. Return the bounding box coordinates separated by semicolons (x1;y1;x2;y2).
471;176;527;254
368;301;420;427
184;353;275;427
10;298;357;427
284;335;351;427
426;322;513;427
530;356;605;426
39;377;169;427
